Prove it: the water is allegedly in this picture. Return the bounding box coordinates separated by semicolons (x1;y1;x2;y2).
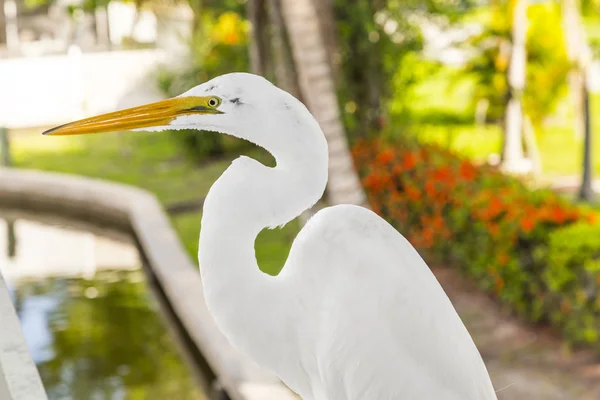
0;216;204;400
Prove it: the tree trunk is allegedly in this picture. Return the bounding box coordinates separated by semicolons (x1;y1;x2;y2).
266;0;301;98
189;0;203;37
280;0;367;208
94;7;111;49
3;0;19;52
0;0;6;45
562;0;585;140
501;0;528;174
248;0;272;77
522;115;541;177
579;78;594;201
312;0;338;74
560;0;594;200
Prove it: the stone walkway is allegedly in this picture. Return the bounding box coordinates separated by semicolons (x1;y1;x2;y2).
433;266;600;399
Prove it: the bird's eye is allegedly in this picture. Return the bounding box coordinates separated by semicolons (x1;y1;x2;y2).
207;97;221;108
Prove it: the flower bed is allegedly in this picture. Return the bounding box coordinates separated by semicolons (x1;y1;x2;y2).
352;137;600;348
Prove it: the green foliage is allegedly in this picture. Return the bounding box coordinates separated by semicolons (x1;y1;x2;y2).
354;135;600;352
390;63;476;126
543;223;600;345
523;4;570;127
464;2;570;125
332;0;475;139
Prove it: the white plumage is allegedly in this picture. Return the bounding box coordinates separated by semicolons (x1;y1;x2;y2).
44;72;497;399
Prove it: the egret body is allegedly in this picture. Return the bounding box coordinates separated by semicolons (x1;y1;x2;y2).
44;73;497;400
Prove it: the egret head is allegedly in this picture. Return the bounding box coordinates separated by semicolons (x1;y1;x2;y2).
43;73;325;161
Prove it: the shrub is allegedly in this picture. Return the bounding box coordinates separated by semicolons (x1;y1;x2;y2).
352;137;600;349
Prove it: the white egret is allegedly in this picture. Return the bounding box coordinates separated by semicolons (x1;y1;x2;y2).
44;73;497;399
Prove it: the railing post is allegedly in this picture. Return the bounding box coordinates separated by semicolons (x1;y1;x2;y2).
0;127;16;258
0;127;11;167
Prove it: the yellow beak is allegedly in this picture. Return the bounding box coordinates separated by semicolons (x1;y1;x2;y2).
42;96;222;136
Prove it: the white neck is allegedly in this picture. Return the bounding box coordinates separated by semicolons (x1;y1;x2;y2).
198;117;328;367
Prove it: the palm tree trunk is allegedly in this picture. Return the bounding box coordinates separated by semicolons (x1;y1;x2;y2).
579;83;594;201
562;0;585;140
266;0;301;99
3;0;19;52
522;115;541;176
248;0;272;77
312;0;338;74
561;0;594;200
0;0;7;45
501;0;528;173
280;0;367;208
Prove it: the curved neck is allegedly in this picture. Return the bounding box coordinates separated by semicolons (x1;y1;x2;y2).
198;123;328;366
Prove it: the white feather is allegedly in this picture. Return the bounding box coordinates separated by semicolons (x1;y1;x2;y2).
172;73;495;399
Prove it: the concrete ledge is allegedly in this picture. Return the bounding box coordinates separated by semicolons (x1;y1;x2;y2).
0;270;48;400
0;167;296;400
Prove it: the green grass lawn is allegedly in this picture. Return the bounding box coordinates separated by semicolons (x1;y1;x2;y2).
8;129;298;275
398;65;600;179
408;120;600;178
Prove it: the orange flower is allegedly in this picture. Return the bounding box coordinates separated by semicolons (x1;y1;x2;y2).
549;205;569;224
520;215;536;233
420;228;435;248
479;196;503;221
488;223;500;238
363;173;389;190
494;276;505;293
389;191;403;203
424;181;436;198
402;152;417;170
405;186;421;201
392;164;404;175
587;213;599;224
375;149;395;164
431;215;445;230
223;32;241;45
458;160;477;181
560;299;571;314
489;197;503;217
497;253;509;265
432;166;452;183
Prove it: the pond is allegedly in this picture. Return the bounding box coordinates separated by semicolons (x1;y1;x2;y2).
0;215;204;400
